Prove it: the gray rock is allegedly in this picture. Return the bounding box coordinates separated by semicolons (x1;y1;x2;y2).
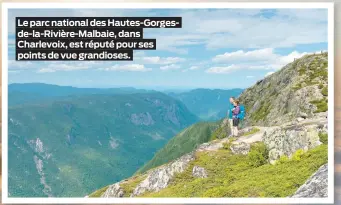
131;153;195;196
291;164;328;198
131;112;155;126
230;142;250;155
192;166;208;178
238;53;328;127
300;112;308;119
197;141;224;151
102;183;124;198
263;124;323;164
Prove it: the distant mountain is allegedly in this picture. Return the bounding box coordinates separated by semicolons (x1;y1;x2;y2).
8;91;198;197
8;83;151;106
169;88;244;121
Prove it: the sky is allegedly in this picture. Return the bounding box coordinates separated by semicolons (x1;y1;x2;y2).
7;8;328;89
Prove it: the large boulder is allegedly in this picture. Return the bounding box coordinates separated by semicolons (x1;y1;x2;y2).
262;124;324;164
101;183;124;198
192;166;208;178
230;142;250;155
291;164;328;198
131;153;195;196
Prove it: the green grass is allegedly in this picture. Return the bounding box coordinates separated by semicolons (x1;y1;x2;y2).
250;101;271;122
310;98;328;113
321;87;328;96
319;132;328;144
221;137;237;150
140;144;327;198
88;185;109;197
210;121;229;141
120;174;148;197
247;142;269;167
298;67;306;76
242;127;260;136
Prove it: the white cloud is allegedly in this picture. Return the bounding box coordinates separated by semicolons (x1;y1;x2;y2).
182;65;200;72
208;48;315;73
9;60;34;70
189;66;199;70
160;64;181;71
37;63;88;73
98;64;151;72
144;9;327;52
213;48;275;63
265;71;275;77
137;56;185;65
206;64;242;74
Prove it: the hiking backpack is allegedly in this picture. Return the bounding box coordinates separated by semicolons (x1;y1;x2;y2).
237;105;245;128
238;105;245;120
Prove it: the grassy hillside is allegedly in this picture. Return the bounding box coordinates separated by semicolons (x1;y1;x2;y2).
141;143;327;197
8;92;198;197
136;121;220;174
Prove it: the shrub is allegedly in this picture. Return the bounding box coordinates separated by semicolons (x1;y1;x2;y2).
321;87;328;96
292;149;305;161
310;98;328;113
250;101;271;122
247;142;269;167
319;132;328;144
276;155;289;165
318;84;324;89
222;137;237;150
88;185;109;197
298;67;306;76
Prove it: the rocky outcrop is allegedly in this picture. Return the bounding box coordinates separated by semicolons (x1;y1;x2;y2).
102;183;125;198
262;117;327;164
291;164;328;198
192;166;208;178
230;142;250;155
238;53;328;127
131;153;195;196
131;112;155;126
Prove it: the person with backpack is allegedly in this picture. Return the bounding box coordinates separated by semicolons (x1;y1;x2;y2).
227;97;236;136
237;103;245;129
231;100;241;136
227;97;246;137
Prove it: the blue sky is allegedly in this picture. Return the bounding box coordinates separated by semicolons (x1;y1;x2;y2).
8;8;328;90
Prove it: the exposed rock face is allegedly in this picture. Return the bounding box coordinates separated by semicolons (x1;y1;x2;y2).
230;142;251;155
131;112;155;126
263;122;325;164
291;164;328;198
192;166;208;178
238;53;328;127
131;153;195;196
102;183;125;198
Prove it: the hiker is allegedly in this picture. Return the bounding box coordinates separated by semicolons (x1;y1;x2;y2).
227;97;236;136
232;100;241;136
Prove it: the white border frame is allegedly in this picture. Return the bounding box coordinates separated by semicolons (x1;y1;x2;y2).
1;2;335;204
